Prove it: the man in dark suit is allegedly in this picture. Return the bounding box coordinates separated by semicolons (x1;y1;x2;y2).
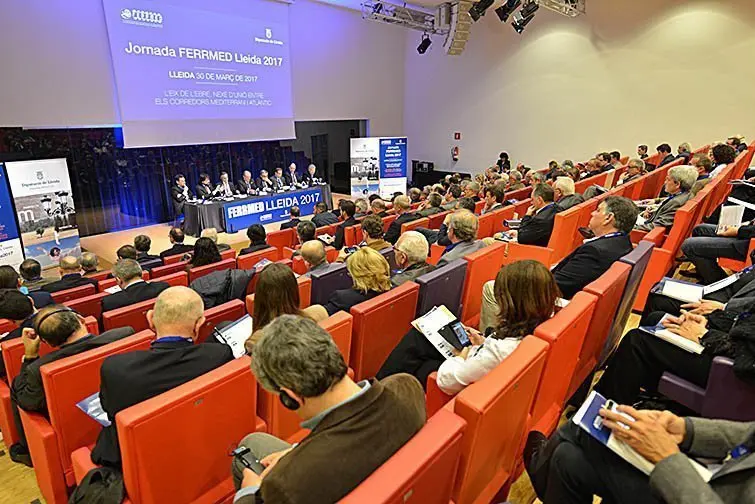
481;184;505;214
133;235;161;268
17;258;52;291
384;196;420;245
416;192;444;218
657;143;676;167
236;170;256;196
40;256;98;294
256;170;275;191
239;224;271;256
195;173;213;199
101;259;170;312
311;202;339;227
231;316;425;504
272;167;287;190
91;287;233;467
512;184;558;247
159;228;194;258
0;264;53;309
302;164;320;185
280;206;301;230
370;198;389;217
437;210;486;267
215;171;236;197
553;177;585;212
634;165;697;232
9;305;134;466
333;200;359;250
551;196;637;299
0;290;38;379
170;173;193;219
284;163;300;186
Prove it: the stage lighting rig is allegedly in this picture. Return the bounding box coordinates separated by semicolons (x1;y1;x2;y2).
468;0;494;22
417;33;432;54
362;0;449;36
537;0;585;17
494;0;521;23
511;0;538;33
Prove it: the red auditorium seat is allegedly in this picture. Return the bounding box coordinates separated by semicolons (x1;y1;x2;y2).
502;242;554;268
196;299;246;344
315;224;338;241
85;271;111;283
427;210;451;230
0;319;16;334
219;248;236;261
350;282;419;380
149;260;189;279
320;311;353;363
401;217;429;234
267;228;296;255
339;408;466;504
19;330;154;504
382;214;398;233
63;292;109;323
162;253;185;265
473;200;485;214
71;357;267;504
188;257;235;283
491;206;516;235
236;247;279;270
50;284;96;303
98;271;149;291
156;271;189;288
245;276;312;317
344;224;364;247
476;212;496;239
102;298;156;332
459;242;506;327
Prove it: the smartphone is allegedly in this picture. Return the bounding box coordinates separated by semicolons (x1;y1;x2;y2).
450;321;470;347
344;246;359;254
232;446;266;475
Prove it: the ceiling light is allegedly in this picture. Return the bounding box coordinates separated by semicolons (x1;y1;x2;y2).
468;0;495;22
417;33;432;54
495;0;521;23
512;0;539;33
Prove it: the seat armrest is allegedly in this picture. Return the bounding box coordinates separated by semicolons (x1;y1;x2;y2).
428;244;445;266
19;409;68;504
425;372;455;418
658;372;705;413
71;446;98;486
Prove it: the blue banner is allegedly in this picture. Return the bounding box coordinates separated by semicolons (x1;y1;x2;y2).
379;137;408;178
225;187;325;232
0;165;24;267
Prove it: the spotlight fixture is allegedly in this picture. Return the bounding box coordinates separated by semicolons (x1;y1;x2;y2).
468;0;495;22
417;33;432;54
494;0;521;23
511;0;539;33
372;2;383;14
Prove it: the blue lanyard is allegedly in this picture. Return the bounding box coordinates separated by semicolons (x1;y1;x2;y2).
152;336;193;346
730;444;750;460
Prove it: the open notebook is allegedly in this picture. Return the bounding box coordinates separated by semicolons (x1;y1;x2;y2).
639;314;704;354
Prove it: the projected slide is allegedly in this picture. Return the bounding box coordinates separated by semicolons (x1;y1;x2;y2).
0;166;24;268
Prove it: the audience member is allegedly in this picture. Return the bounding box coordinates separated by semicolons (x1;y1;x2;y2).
245;264;328;351
637;144;649;159
19;259;51;291
657;143;676;166
693;154;714;180
301;240;334;277
690;177;711;197
391;231;434;287
354;198;369;218
322;247;392;315
676;142;692;163
333;200;358;250
565;166;582;183
239;224;271;255
384;196;419;244
116;245;137;261
0;290;38;378
295;220;316;246
0;265;53;309
635;165;697;231
416;192;444;217
231;315;425;504
90;287;233;467
159;227;194;258
609;151;622;169
463;181;482;201
101;259;169;312
437;210;486;267
596;152;612;172
133;234;160;267
408;187;422;203
189;237;222;268
526;171;545;186
496;152;511;171
9;305;134;465
709;143;737;178
311;202;339;227
80;252;100;277
280;206;301;230
442;184;462;210
508;171;525;191
200;227;232;252
359;214;391;252
616;158;646;185
681;219;755;284
370;198;388;217
482;184;505;214
553;177;584;212
40;257;98;293
510;184;557;247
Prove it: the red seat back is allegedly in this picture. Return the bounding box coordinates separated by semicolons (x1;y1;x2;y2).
315;224;338;240
428;210;451;230
85;271;110;283
150;260;189;279
0;319;15;334
245;276;312;318
401;217;429;234
188;258;236;283
162;253;185;265
51;284;95;303
345;225;363;247
267;228;296;253
382;214;398;233
491;206;516;234
530;291;597;435
197;300;246;344
219;248;236;261
451;336;549;504
476;212;496;239
237;248;279;270
157;271;189;288
460;243;506;326
340;409;466;504
350;282;419;380
547;206;582;263
102;298;156;332
98;271;149;292
319;311;353;363
117;358;260;504
473;200;485;215
502;243;553;268
504;186;531;202
64;292;109;323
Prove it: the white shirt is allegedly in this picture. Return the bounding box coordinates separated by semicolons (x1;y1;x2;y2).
709;163;728;179
436;337;522;394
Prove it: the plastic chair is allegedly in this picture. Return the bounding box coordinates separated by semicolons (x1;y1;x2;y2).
401;217;429;234
197;300;246;344
236;247;279;270
415;259;468;318
188;258;236;283
459;243;506;327
51;284;96;304
310;263;352;306
102;298;157;332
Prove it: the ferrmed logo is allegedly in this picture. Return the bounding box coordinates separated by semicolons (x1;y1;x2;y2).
120;8;163;26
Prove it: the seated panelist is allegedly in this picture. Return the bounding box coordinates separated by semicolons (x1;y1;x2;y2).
215;171;236;197
302;164;320;185
256;170;275;191
236;170;257;195
196;173;213;199
285;163;300;186
272;167;286;190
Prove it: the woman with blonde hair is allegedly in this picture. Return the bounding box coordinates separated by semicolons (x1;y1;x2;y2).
322;247;392;316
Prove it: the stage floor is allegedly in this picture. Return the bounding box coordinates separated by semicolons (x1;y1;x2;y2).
80;192;350;265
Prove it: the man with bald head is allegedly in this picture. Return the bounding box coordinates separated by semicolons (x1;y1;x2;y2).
9;304;134;465
301;240;334;277
40;256;98;293
91;286;233;466
237;170;256;195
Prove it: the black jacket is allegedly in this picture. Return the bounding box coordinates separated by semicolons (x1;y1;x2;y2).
41;273;98;294
312;212;339;228
101;281;170;313
517;204;558;247
385;213;421;245
280;218;301;230
0;316;36;378
136;252;161;270
556;193;585;212
324;289;383;316
29;290;53;309
302;171;320;185
170;185;193;215
236;179;256;195
416;206;443;218
285;171;300;186
196;183;213;199
256;177;275;191
91;339;233;466
334;217;359;250
271;176;286;190
159;243;194;259
659;154;676;167
10;327;135;414
190;269;254;308
552;233;633;299
239;243;272;256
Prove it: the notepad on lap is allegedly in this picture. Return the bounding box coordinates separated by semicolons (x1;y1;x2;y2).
639;314;704;354
216;314;254;359
658;279;704;304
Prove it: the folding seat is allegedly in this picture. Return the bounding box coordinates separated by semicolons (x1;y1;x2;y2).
315;224;338;240
155;271;189;288
512;198;532;219
475;212;496;239
504;186;531;202
266;228;296;255
415;259;468;318
236;247;279;270
103;298;156;332
162;253;185;265
474;200;485;215
219;248;237;261
426;336;549;504
310;263;352;305
245;276;312;317
567;262;631;401
546;205;582;264
340;409;466;504
501;243;554;269
428;210;451;229
188;257;235;283
71;358;267;504
63;292;109;322
85;271;111;283
19;330;154;504
382;214;398;233
459;243;506;327
149;260;189;279
51;284;96;304
196;299;247;344
350;282;419;380
401;217;429;234
491;206;516;235
98;271;149;292
344;223;364;247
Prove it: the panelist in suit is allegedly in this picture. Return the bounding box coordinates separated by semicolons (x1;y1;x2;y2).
40;256;99;294
634;165;697;232
302;163;320;185
170;173;193;218
101;259;170;313
91;287;233;467
195;173;213;199
285;163;300;186
436;210;486;267
256;169;275;191
272;167;287;190
215;171;236;197
236;170;256;196
510;184;558;247
159;227;194;258
9;305;134;465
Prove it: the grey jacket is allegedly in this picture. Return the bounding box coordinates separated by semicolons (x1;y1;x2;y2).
636;191;690;231
437;240;487;267
726;276;755;313
650;417;755;504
